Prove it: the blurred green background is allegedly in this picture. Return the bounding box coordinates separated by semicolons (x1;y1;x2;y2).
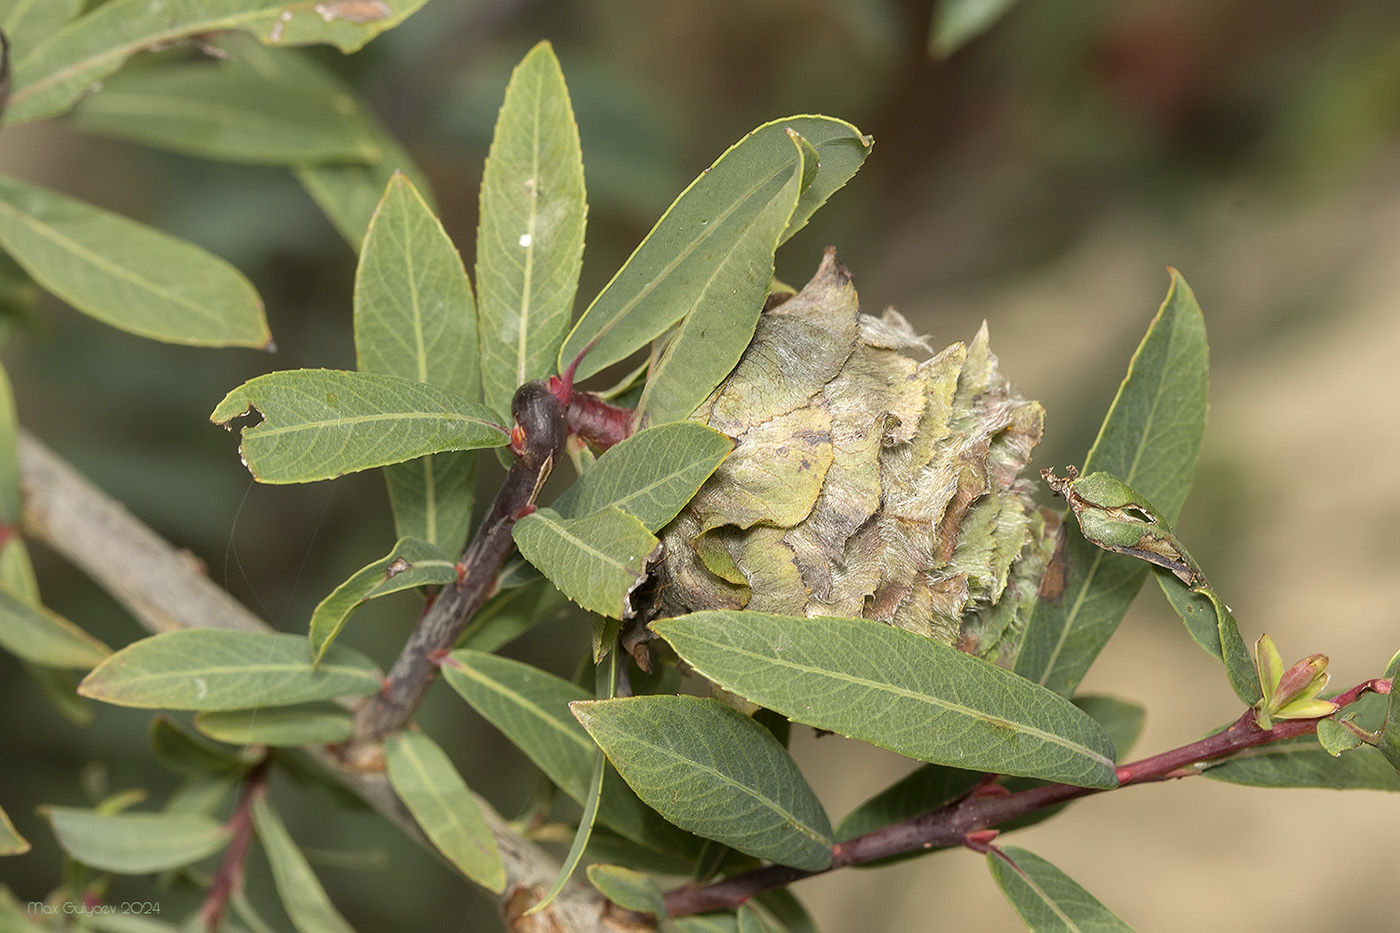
3;0;1399;929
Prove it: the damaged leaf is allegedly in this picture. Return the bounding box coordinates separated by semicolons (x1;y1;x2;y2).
308;537;456;665
656;249;1051;656
211;369;506;484
512;507;658;619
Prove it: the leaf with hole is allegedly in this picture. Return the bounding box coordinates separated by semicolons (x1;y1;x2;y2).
385;731;504;892
211;369;506;484
573;695;833;871
0;174;270;347
78;629;383;711
654;612;1117;788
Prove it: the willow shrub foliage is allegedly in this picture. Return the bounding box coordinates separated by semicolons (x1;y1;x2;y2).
0;6;1396;933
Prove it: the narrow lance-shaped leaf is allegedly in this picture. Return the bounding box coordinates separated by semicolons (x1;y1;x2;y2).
929;0;1022;58
0;589;111;670
530;654;618;915
64;36;379;165
574;695;834;871
79;629;383;711
194;706;354;746
0;362;22;522
41;806;231;874
1042;468;1260;704
987;845;1134;932
149;715;252;777
553;421;733;531
476;40;586;420
586;864;665;919
297;123;435;248
251;795;357;933
308;537;456;665
0;0;83;53
559;116;871;388
632;129;804;428
1016;269;1209;696
357;173;480;549
512;506;658;619
0;174;270;347
1380;649;1400;773
441;650;700;855
7;0;429;124
0;803;29;856
654;612;1118;788
211;369;506;485
385;731;504;893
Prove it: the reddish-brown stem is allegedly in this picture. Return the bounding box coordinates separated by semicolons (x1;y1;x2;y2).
198;759;269;931
350;383;566;749
662;686;1380;918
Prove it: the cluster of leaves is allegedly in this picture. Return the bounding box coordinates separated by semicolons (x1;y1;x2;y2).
1;5;1397;933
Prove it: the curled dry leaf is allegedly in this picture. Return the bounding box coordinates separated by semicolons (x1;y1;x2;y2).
654;248;1055;659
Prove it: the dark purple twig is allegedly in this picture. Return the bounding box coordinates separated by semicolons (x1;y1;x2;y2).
349;382;566;751
663;684;1386;918
198;759;270;931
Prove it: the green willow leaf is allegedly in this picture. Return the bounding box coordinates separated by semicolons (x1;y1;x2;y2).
654;612;1118;788
0;804;29;856
149;715;252;776
0;363;21;523
441;650;699;856
7;0;428;124
929;0;1022;58
194;706;354;746
476;40;586;420
988;845;1133;932
1380;650;1400;773
0;0;83;53
357;172;479;549
385;731;504;893
65;37;378;164
296;125;433;248
552;421;733;531
1071;694;1145;762
211;369;507;484
251;795;357;933
559;116;871;389
674;913;741;933
0;174;270;347
586;864;665;918
42;806;230;873
512;506;658;619
0;588;110;669
753;890;816;933
78;629;383;711
1016;269;1209;696
574;695;833;871
308;536;456;665
632;130;803;428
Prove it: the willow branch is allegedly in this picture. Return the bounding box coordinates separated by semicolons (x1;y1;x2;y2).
17;430;625;933
663;692;1388;918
